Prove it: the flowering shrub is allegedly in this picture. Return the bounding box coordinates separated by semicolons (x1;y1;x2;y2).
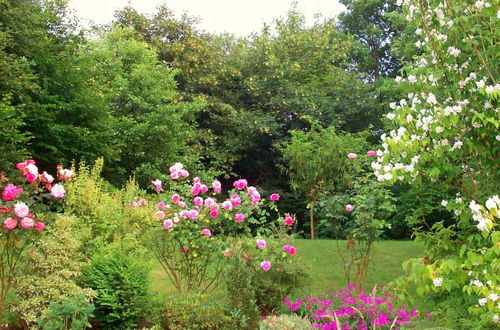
373;0;498;326
146;162;296;293
285;285;423;329
0;160;68;325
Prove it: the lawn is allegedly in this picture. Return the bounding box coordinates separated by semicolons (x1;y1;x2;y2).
151;239;424;299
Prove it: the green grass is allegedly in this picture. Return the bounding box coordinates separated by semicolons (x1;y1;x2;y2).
150;239;423;299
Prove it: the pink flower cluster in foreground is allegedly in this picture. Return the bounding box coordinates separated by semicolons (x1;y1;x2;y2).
285;285;423;329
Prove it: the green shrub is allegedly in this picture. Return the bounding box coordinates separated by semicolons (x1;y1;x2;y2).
36;295;94;330
157;294;245;329
79;242;151;329
259;314;311;330
12;215;95;325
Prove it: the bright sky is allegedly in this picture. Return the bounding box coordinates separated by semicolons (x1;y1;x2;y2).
68;0;345;36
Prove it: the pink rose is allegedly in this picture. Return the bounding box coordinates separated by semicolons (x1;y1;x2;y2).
163;219;173;229
243;254;249;259
182;246;188;253
3;218;17;230
270;193;280;201
157;202;166;210
35;221;46;231
171;194;181;203
367;150;376;157
2;184;23;201
178;201;186;208
347;153;357;159
203;197;215;208
180;169;189;178
200;184;208;193
20;217;34;229
155;211;165;220
233;179;248;190
26;173;37;183
193;177;201;184
58;168;74;181
284;216;294;226
40;171;54;183
256;239;266;250
188;210;199;219
212;180;221;193
345;204;354;212
234;213;245;223
230;194;241;207
14;202;29;218
50;184;65;199
201;228;211;237
261;260;271;272
169;162;184;173
151;179;163;191
193;197;203;206
209;209;218;218
222;200;233;211
191;183;201;196
170;171;180;180
283;245;296;255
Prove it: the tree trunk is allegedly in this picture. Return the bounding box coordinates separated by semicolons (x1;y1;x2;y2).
309;202;315;240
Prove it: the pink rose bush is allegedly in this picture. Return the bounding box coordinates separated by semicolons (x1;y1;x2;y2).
146;162;298;292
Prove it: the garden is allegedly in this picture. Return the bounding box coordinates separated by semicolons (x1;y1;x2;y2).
0;0;498;329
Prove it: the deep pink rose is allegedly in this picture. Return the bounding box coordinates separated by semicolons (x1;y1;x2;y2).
233;179;248;190
193;197;203;206
270;193;280;201
284;216;294;226
2;184;23;201
35;221;46;231
256;239;266;250
367;150;376;157
261;260;271;272
234;213;245;223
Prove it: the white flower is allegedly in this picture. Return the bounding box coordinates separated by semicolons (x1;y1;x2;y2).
496;135;500;141
415;28;422;35
489;293;499;302
387;113;395;120
395;76;403;83
486;197;498;210
433;277;443;287
447;46;461;57
408;75;417;84
455;197;463;204
406;114;413;122
475;0;485;10
478;298;487;306
493;315;499;324
441;200;448;207
384;172;393;181
435;126;444;133
427;92;437;104
469;200;481;213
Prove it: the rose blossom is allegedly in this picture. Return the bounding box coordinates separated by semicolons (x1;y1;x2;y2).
367;150;376;157
212;180;222;193
50;184;65;199
35;221;46;231
230;194;241;207
163;219;173;229
171;194;181;203
3;218;17;230
283;245;296;255
157;202;166;210
155;211;166;220
2;184;23;201
261;260;271;272
209;209;218;218
14;202;29;218
233;179;248;190
201;228;211;237
151;179;163;191
222;201;233;210
347;153;357;159
345;204;354;212
256;239;266;250
58;168;74;180
20;217;34;229
270;193;280;201
284;216;294;226
234;213;245;223
193;197;203;206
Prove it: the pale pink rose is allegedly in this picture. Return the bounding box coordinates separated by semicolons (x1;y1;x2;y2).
200;184;208;193
209;209;218;218
171;194;181;203
170;171;180;180
256;239;266;250
188;210;199;219
179;210;189;218
178;201;186;208
233;179;248;190
261;260;271;272
180;169;189;178
2;184;23;201
35;221;46;231
163;219;173;229
222;201;233;211
131;202;140;207
169;162;183;173
347;153;357;159
204;197;215;208
201;228;211;237
58;168;74;180
230;194;241;207
40;171;54;183
345;204;354;212
20;217;34;229
284;216;294;226
157;202;166;210
173;215;180;223
234;213;245;223
191;183;201;196
14;202;29;218
367;150;376;157
50;184;65;199
3;218;17;230
224;248;231;257
151;179;163;191
270;193;280;201
212;180;221;193
193;197;203;206
26;163;38;176
155;211;165;220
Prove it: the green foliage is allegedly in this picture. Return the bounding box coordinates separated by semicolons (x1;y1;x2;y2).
225;257;260;329
259;314;311;330
36;295;94;330
79;241;151;329
12;215;95;325
157;294;245;329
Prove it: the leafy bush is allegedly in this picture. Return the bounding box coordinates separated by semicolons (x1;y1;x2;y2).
79;241;151;329
36;295;94;330
12;215;95;325
259;314;311;330
157;294;245;329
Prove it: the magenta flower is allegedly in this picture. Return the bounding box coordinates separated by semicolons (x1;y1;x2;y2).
284;216;294;226
35;221;46;231
283;244;296;255
256;239;266;250
193;197;203;206
233;179;248;190
201;228;211;237
178;201;186;208
347;153;357;159
163;219;173;229
234;213;245;223
157;202;166;210
261;260;271;272
367;150;376;157
345;204;354;212
151;179;163;191
270;193;280;201
2;184;23;201
171;194;181;203
209;209;218;218
230;194;241;207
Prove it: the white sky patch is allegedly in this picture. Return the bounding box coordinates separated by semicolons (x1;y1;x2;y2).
68;0;345;36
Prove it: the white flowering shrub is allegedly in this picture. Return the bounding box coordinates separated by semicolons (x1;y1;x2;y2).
377;0;499;327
